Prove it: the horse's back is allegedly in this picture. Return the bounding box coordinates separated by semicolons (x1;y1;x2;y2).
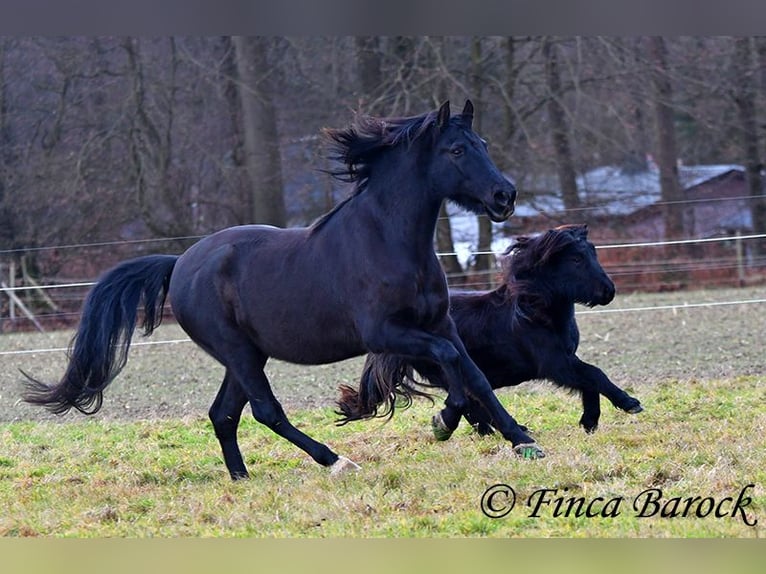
448;288;550;387
169;224;366;364
170;224;303;308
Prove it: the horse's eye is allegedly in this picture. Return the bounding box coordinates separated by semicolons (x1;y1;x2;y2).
450;145;464;157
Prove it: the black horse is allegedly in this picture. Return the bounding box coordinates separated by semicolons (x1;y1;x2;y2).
23;100;544;481
337;224;643;440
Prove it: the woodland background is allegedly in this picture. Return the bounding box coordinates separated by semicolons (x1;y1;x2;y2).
1;36;766;327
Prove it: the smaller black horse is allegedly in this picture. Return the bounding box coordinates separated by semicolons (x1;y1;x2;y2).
337;224;642;439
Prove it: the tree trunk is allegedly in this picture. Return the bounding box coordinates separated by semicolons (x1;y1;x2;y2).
220;36;249;225
501;37;518;152
123;37;188;238
427;37;463;279
355;36;382;111
470;38;495;286
391;36;416;113
0;38;13;249
647;36;684;240
436;203;463;279
232;36;286;227
733;37;766;255
543;37;580;212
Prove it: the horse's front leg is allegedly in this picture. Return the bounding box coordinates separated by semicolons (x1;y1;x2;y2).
364;321;544;458
577;360;643;417
553;358;642;433
445;335;542;457
543;355;602;433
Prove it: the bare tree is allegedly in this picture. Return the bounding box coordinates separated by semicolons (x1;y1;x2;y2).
543;37;580;211
647;36;684;240
354;36;383;111
732;37;766;254
470;38;496;283
427;37;464;278
124;37;192;238
5;35;766;300
0;38;14;250
232;36;286;227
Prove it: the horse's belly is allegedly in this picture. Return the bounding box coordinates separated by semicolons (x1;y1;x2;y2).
261;327;366;365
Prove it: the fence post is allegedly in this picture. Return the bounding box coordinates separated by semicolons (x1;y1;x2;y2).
1;280;45;332
735;230;745;287
8;259;16;320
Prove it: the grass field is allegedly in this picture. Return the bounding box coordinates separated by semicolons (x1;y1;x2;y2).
0;285;765;537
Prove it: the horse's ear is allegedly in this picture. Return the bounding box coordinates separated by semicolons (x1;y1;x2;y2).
576;224;589;239
437;101;451;131
462;100;474;127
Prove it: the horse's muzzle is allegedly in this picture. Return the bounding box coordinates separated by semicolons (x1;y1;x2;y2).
599;281;616;305
486;186;517;222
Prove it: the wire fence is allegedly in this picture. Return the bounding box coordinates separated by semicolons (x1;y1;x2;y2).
2;229;766;337
2;295;765;358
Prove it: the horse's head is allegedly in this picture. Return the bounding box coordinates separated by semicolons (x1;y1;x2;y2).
322;100;515;222
505;224;615;307
428;100;516;222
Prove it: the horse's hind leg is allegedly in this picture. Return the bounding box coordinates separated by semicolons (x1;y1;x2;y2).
579;387;601;433
209;372;250;480
224;343;358;475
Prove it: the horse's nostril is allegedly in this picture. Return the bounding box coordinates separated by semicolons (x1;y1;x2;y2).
494;190;512;207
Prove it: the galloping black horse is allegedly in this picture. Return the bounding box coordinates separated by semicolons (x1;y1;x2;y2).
337;224;643;440
23;100;544;481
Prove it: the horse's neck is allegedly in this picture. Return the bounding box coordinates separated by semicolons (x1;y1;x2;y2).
364;174;443;255
512;285;575;330
546;298;576;330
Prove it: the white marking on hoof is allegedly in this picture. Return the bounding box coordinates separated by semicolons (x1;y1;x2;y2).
330;456;361;477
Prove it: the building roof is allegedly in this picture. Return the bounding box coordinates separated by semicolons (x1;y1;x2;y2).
514;163;744;218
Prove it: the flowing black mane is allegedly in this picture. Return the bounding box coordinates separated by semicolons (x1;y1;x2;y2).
503;224;586;281
310;101;481;233
310;108;448;232
323;109;440;189
500;224;588;322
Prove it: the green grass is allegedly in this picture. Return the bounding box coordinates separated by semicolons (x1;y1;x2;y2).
1;376;763;537
2;285;765;537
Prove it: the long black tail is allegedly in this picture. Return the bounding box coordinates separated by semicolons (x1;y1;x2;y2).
22;254;178;415
335;353;434;425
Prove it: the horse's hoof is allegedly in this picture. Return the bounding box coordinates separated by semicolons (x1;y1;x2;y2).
513;443;545;459
330;456;361;477
580;418;598;434
432;413;454;441
627;404;644;414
